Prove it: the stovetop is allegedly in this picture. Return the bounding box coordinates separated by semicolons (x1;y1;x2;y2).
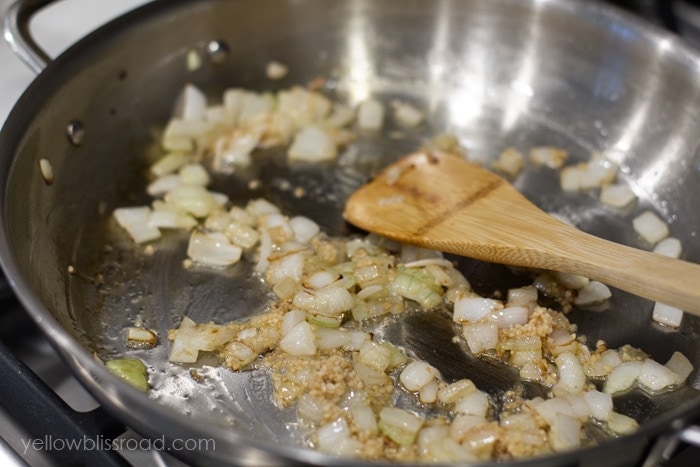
0;1;699;466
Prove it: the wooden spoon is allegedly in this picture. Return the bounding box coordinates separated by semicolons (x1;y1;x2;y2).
344;151;700;316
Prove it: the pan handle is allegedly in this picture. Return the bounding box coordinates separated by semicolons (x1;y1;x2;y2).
3;0;56;74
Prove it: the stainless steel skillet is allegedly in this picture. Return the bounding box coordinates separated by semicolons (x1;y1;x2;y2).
1;0;700;465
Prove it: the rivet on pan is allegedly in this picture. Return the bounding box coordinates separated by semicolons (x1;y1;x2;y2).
206;40;229;64
66;120;85;146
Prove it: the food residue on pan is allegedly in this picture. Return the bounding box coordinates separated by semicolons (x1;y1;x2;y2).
109;80;693;462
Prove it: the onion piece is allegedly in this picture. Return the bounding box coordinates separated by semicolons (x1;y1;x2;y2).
399;361;439;392
551;271;589;290
266;60;289;80
494;306;529;328
392;101;424;128
652;302;683;328
292;286;354;317
583;390;613;421
555;352;586;394
665;351;693;384
378;407;424;446
126;326;157;349
150;152;188;177
177;83;208;121
438;379;477;404
167;185;217;218
454;390;490;417
179;163;211;186
290;216;320;243
316;417;359;456
187;231;242;267
168;317;235;363
419;380;439;404
462;322;498;354
280;321;316;356
357;98;385;130
549;413;581;452
491;147;525;177
315;327;352;350
606;411;638;435
281;309;306;336
391;270;442;309
653;237;682;258
113;206;161;244
453;297;500;322
529;146;567;169
297;394;326;424
350;405;378;434
573;281;611;307
638;358;680;392
632;211;669;245
600;183;637;208
288;125;337;162
604;361;643;394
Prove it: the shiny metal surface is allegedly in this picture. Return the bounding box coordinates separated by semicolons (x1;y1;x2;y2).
1;0;700;465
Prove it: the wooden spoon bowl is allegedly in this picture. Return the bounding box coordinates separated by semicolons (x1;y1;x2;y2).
344;152;700;316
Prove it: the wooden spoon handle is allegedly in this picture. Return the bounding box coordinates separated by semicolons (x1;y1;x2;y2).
438;217;700;316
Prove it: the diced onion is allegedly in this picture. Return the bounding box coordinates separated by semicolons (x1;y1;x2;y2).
419;380;439;404
315;328;352;350
167;185;217;218
583;390;613;421
179;163;211;186
281;309;306;336
453;390;490;417
549;413;581;452
632;211;669;245
317;418;358;455
357;98;384;130
653;237;682;258
113;206;161;244
280;321;316;356
350;405;377;433
491;147;525;177
600;183;637;208
665;351;693;383
288;126;337;162
453;297;500;322
150;152;188;177
529;146;567;168
392;101;424;128
292;286;354;317
187;231;242;267
437;379;477;404
290;216;320;243
168;317;235;363
266;60;289;80
555;352;586;394
606;411;638;435
551;271;589;290
462;322;498;354
494;306;529;328
399;361;439;391
605;361;643;394
378;407;424;444
573;281;611;306
652;302;683;328
638;359;680;392
298;394;326;424
178;83;208;121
